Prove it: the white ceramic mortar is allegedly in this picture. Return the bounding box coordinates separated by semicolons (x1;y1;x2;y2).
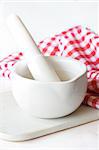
12;56;87;118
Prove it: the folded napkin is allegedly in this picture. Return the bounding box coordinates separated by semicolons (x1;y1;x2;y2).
0;25;99;109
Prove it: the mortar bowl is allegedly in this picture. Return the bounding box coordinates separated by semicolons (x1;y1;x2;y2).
12;56;87;118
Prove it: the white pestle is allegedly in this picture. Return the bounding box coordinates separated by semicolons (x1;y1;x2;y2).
6;14;60;81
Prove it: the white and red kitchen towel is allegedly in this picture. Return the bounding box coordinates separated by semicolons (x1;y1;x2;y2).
0;25;99;109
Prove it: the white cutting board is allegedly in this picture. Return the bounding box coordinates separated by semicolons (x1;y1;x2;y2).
0;91;98;142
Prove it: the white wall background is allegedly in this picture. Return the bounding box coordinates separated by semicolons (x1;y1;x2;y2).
0;0;98;58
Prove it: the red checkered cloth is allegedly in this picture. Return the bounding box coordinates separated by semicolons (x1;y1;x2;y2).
0;25;99;109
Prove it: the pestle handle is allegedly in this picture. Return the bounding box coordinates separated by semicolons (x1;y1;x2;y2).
7;14;40;55
6;14;60;81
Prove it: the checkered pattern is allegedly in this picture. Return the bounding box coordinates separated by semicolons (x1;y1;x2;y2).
0;25;99;109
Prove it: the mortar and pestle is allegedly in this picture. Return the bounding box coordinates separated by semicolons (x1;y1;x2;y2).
6;14;87;118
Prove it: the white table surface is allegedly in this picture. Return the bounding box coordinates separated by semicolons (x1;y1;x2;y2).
0;120;98;150
0;81;98;149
